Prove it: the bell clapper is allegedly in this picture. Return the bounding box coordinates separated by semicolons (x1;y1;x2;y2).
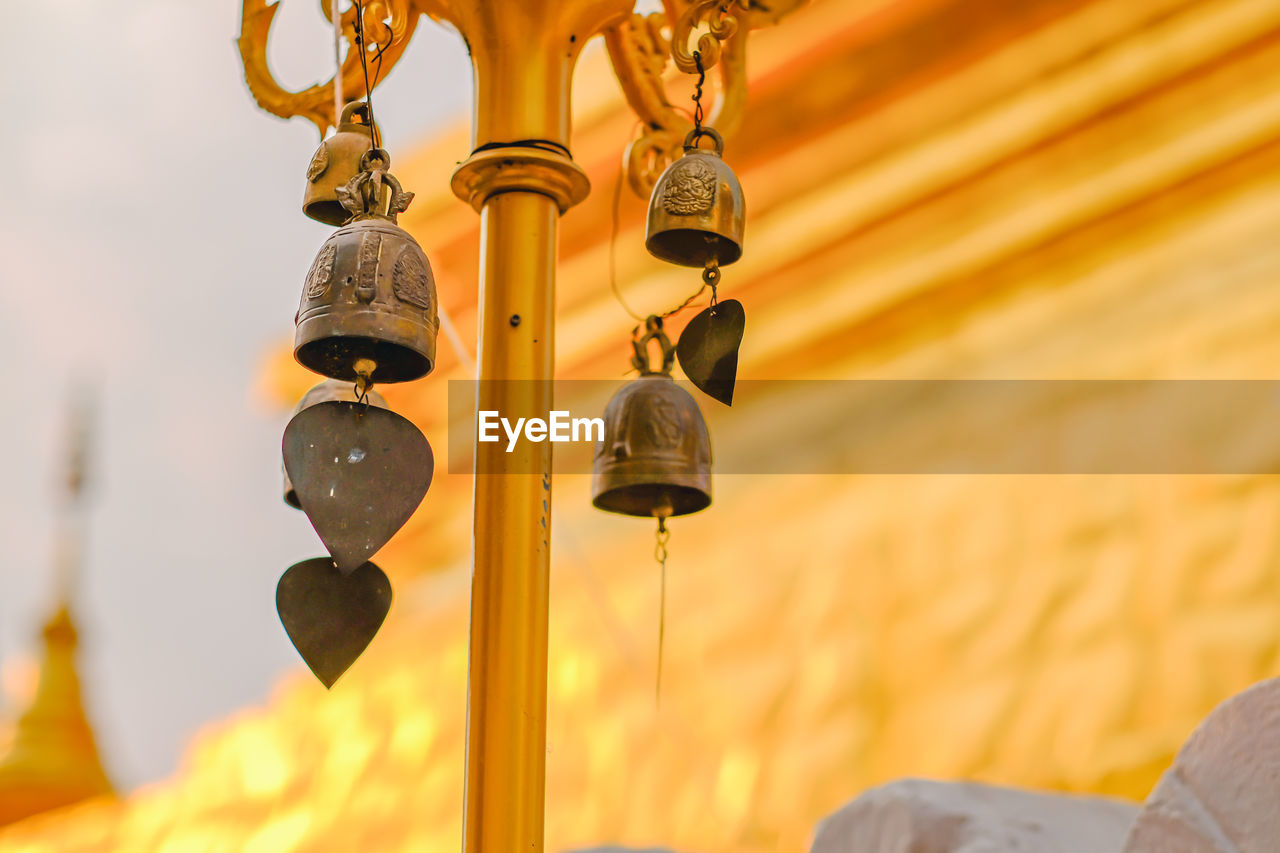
704;260;720;316
353;358;377;408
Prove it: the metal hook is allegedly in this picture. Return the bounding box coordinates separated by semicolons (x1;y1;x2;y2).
630;316;676;375
353;358;376;409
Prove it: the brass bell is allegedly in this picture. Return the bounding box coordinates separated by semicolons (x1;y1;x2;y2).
645;128;745;268
295;149;439;384
283;379;388;509
303;102;378;226
593;317;712;518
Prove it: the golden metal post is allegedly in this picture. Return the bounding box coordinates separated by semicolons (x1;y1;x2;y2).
464;192;557;851
445;3;624;848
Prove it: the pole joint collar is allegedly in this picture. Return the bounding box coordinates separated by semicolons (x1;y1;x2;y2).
451;145;591;214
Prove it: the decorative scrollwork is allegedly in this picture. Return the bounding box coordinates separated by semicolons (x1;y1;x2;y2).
670;0;741;73
604;3;742;197
604;0;807;197
239;0;420;137
238;0;808;194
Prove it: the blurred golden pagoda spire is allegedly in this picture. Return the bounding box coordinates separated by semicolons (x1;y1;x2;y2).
0;392;113;826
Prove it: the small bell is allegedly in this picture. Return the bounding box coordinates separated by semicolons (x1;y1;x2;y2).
283;379;388;509
593;317;712;518
645;128;745;268
295;148;439;384
303;102;378;226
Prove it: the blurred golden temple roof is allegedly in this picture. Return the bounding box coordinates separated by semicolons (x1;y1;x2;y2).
0;606;114;827
0;395;113;828
8;0;1280;849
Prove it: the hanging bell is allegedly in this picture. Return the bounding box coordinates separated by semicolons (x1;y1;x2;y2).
645;128;745;268
295;148;439;384
283;379;388;509
303;102;378;226
593;317;712;518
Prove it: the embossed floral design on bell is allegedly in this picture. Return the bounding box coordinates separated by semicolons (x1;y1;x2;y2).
294;148;439;384
303;101;379;226
592;317;712;518
645;128;745;268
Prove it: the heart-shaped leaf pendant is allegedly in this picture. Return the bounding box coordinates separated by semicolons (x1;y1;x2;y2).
676;299;745;406
276;558;392;688
283;401;433;573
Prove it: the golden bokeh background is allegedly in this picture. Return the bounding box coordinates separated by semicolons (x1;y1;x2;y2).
6;0;1280;849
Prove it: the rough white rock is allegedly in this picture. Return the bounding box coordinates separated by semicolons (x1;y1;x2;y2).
1123;677;1280;853
811;778;1139;852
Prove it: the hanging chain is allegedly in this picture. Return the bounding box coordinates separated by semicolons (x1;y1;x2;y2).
691;51;706;142
654;516;671;703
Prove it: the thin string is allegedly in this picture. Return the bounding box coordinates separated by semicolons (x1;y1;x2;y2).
437;301;476;377
609;144;643;322
654;516;670;704
351;0;384;150
370;19;389;94
662;271;712;319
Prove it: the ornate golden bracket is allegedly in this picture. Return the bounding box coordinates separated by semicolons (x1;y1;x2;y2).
603;0;807;197
238;0;805;185
239;0;420;137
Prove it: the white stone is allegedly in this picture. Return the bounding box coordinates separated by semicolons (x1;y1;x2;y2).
811;778;1139;852
1124;677;1280;853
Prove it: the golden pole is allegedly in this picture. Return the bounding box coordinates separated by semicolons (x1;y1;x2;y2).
464;192;557;851
445;2;628;848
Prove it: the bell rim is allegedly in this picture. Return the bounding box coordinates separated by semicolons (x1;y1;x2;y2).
294;330;437;384
644;230;743;267
591;482;711;518
302;198;353;227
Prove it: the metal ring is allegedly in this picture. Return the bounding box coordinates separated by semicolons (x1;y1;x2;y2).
340;101;371;126
360;147;391;171
683;126;724;156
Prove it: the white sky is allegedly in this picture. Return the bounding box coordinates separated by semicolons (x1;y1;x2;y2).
0;0;471;789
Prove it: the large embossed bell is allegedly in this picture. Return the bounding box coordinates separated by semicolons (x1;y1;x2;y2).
283;379;388;509
593;317;712;518
295;149;439;383
303;102;378;226
645;128;745;268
